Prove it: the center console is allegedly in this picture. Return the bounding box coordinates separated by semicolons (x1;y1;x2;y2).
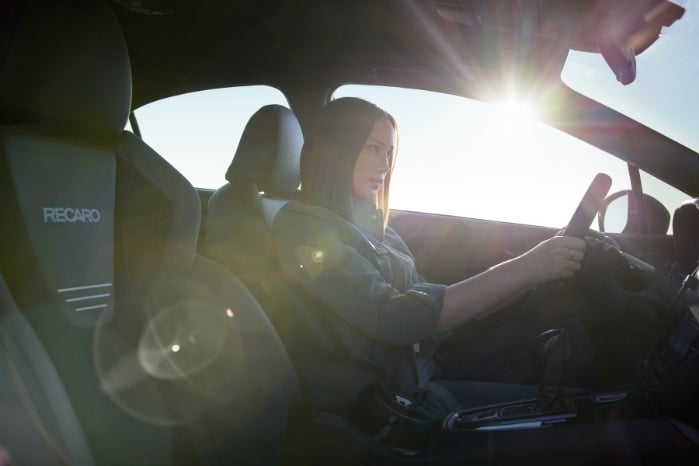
439;266;699;463
312;267;699;465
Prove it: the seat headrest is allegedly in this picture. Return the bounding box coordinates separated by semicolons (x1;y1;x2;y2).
0;0;131;139
673;198;699;274
225;105;303;197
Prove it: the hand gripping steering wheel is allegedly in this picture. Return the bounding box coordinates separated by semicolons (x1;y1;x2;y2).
523;173;613;329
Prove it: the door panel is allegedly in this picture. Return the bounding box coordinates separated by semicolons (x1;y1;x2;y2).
390;210;557;285
390;209;678;298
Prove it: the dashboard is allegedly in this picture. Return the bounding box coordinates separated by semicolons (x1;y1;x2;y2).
639;264;699;428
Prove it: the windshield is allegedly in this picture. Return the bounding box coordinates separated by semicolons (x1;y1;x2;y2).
561;0;698;152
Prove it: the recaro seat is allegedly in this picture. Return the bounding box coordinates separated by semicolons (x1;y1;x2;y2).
0;1;300;465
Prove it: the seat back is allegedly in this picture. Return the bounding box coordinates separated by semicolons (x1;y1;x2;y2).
0;1;299;464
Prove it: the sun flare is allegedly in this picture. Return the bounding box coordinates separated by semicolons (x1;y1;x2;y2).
496;99;537;122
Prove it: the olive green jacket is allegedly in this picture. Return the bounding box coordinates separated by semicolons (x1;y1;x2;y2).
273;200;446;410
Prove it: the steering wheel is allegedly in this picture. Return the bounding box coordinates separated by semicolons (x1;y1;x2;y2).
524;173;658;387
522;173;613;326
560;173;612;239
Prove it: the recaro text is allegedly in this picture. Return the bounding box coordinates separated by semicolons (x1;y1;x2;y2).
43;207;101;223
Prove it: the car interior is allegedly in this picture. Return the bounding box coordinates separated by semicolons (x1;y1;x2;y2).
1;0;699;465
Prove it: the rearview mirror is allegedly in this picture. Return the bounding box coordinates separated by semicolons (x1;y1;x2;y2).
599;0;685;85
599;34;637;85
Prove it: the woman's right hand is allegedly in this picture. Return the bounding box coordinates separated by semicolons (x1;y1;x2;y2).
519;235;586;285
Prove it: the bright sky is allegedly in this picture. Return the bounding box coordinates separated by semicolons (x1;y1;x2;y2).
563;0;698;153
333;84;635;228
134;0;696;230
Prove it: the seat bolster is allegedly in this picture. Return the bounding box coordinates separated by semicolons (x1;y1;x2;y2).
205;181;276;270
189;255;303;405
0;275;95;466
207;183;243;240
182;256;303;464
115;131;200;277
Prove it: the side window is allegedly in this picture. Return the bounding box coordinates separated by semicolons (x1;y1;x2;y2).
640;171;690;222
334;85;633;228
132;86;289;188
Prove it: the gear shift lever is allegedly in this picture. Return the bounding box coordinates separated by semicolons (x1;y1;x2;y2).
532;328;570;411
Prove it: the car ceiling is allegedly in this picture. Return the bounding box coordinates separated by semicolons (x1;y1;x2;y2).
106;0;698;197
111;0;643;108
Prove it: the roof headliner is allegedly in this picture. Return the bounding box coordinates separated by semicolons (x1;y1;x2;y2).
113;0;610;107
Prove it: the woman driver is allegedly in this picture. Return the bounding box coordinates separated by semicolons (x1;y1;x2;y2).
273;97;588;423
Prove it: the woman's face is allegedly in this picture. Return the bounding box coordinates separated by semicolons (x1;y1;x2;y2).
352;117;395;201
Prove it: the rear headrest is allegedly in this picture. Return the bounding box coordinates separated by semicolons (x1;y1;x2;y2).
225;105;303;197
0;0;131;139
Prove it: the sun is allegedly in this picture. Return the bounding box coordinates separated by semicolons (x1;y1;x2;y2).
483;98;539;153
496;99;537;122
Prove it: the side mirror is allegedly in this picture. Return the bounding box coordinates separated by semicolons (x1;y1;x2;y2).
598;190;670;235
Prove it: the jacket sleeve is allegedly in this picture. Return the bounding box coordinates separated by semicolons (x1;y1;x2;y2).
273;204;446;346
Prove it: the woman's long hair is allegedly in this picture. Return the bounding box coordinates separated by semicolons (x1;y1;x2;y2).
300;97;396;226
